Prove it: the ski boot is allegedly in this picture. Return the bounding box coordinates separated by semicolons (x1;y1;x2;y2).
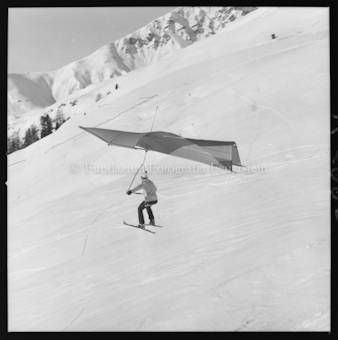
138;224;145;229
149;220;155;226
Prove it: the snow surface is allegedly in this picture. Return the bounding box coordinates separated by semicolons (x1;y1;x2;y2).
8;7;330;331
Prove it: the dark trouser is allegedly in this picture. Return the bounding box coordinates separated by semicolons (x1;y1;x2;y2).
138;200;157;225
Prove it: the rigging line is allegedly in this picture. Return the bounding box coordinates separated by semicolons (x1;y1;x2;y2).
127;105;157;191
127;150;148;192
126;105;157;191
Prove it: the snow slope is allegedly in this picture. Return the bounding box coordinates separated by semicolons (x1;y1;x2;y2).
8;7;330;331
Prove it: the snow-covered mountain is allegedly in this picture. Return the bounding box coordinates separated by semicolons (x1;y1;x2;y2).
8;72;56;115
8;7;330;331
8;7;256;119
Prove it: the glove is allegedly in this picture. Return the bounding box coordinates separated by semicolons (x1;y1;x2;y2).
126;190;132;195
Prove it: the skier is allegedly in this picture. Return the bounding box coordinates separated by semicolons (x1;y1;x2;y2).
126;172;157;229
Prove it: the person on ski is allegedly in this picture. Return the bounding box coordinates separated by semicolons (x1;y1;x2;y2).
126;171;157;229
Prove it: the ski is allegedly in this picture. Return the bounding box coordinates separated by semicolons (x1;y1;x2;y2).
145;223;163;228
123;221;156;234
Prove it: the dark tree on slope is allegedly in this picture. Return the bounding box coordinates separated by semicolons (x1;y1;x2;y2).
7;132;22;154
23;124;39;148
54;111;66;130
40;114;53;138
30;125;39;142
23;128;32;148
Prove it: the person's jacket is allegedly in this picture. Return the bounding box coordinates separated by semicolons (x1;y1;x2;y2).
131;179;157;202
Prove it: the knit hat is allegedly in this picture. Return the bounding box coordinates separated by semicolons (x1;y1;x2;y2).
140;171;148;180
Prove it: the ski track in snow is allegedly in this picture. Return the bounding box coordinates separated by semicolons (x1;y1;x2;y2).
62;306;87;331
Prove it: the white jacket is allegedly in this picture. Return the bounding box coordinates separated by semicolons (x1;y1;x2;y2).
131;179;157;202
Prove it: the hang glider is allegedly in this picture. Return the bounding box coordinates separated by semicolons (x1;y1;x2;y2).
79;126;241;170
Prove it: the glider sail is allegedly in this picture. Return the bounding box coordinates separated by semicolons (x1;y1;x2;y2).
79;127;241;169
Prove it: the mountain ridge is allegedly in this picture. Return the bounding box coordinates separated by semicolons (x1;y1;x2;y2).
8;7;257;116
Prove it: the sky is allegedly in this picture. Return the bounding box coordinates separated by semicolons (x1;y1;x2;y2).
8;7;178;74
